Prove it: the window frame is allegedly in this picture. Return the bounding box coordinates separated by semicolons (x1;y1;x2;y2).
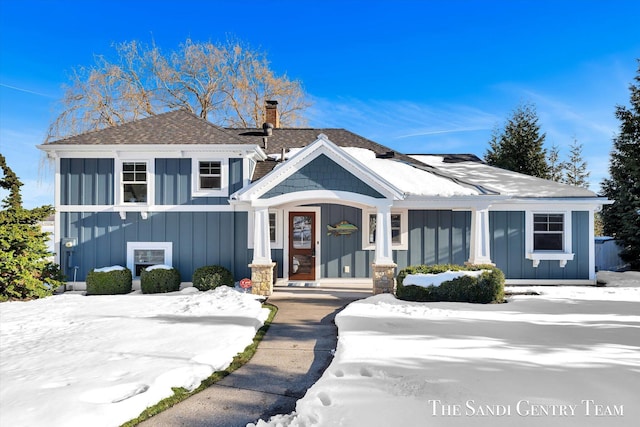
192;158;228;197
115;159;153;206
126;241;173;278
362;208;408;251
525;210;574;267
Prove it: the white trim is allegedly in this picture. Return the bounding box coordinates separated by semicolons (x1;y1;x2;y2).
283;207;321;282
244;190;384;209
361;208;408;251
588;209;596;281
126;242;172;277
38;144;267;160
191;158;228;197
506;279;596;286
525;210;574;268
53;157;61;266
56;204;242;213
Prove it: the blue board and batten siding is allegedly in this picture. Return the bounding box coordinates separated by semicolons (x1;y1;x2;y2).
60;211;252;282
61;159;114;205
318;206;471;278
489;211;590;280
61;158;244;206
59;158;250;281
59;158;591;283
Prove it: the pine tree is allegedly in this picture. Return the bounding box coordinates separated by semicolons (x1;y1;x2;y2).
485;102;549;178
563;138;590;188
0;154;63;300
601;60;640;269
547;143;565;182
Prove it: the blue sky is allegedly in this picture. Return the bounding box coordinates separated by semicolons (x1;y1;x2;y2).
1;0;639;208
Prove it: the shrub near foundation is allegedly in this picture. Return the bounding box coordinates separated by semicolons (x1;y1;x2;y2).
192;265;234;291
396;264;505;303
86;267;132;295
140;266;181;294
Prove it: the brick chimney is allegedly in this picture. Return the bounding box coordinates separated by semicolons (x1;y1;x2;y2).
265;100;279;128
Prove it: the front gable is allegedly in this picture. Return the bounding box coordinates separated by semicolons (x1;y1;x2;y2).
262;154;385;199
231;134;405;205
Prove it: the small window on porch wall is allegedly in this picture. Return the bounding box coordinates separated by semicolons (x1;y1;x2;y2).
362;210;408;250
127;242;172;277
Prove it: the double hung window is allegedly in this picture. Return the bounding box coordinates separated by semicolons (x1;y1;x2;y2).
122;162;147;203
533;213;564;251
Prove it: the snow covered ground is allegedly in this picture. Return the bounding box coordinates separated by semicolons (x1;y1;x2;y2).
0;286;269;427
2;273;639;427
252;272;640;427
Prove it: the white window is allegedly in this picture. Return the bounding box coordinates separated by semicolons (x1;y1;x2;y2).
533;213;564;251
362;209;408;250
526;211;574;267
115;159;154;206
122;162;148;203
269;212;277;243
127;242;172;277
192;158;228;197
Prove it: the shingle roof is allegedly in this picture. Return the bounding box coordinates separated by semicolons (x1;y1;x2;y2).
44;110;247;145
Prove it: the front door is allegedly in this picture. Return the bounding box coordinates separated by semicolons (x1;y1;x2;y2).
289;212;316;281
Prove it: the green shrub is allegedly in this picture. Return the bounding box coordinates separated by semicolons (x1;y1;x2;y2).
86;267;132;295
192;265;234;291
396;264;505;304
141;267;181;294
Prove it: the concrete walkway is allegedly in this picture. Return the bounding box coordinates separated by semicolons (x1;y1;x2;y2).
139;282;371;427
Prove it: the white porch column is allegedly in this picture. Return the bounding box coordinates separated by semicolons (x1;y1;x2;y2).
251;207;272;264
374;203;395;265
467;207;493;265
372;203;397;295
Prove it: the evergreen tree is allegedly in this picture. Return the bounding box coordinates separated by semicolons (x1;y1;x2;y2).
485;102;549;178
0;154;63;300
601;60;640;269
563;138;590;188
547;143;565;182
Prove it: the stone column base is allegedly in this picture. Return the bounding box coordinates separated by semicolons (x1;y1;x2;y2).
372;263;397;295
249;262;276;296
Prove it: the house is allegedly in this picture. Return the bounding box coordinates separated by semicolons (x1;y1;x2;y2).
38;102;608;294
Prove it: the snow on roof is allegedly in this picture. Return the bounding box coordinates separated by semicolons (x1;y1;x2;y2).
342;148;479;197
411;155;598;198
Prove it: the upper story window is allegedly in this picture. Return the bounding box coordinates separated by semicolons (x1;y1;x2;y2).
122;162;147;203
199;161;222;190
533;213;564;251
192;158;228;197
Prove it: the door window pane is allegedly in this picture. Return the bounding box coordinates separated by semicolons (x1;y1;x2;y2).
292;215;312;249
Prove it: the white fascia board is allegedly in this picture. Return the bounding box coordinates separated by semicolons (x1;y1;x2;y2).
233;136;405;202
37;144;267;160
491;197;611;211
393;195;510;210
